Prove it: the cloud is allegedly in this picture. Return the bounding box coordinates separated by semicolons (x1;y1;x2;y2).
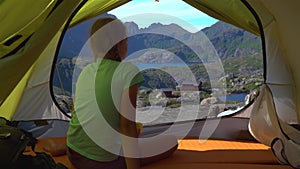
109;0;217;32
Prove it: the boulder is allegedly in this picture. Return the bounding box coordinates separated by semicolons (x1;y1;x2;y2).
200;97;219;105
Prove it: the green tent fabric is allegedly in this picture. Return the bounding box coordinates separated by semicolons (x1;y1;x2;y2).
0;0;57;58
0;0;128;120
1;0;260;119
0;0;299;128
70;0;130;27
0;0;300;167
0;0;82;113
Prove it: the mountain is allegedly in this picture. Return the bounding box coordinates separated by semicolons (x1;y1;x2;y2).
58;13;116;59
124;21;262;63
202;21;262;59
57;18;262;62
126;22;190;37
53;20;263;93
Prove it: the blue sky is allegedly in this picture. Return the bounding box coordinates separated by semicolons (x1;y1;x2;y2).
109;0;218;33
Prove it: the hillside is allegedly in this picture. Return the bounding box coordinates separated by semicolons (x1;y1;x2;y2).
202;21;262;59
58;19;262;61
53;20;263;94
124;21;262;62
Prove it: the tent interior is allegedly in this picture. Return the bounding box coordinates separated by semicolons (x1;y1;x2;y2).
1;0;300;168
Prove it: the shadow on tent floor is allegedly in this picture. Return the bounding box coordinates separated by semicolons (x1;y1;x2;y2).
25;137;293;169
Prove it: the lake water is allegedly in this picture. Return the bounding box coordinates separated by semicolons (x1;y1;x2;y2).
219;93;248;102
134;62;202;70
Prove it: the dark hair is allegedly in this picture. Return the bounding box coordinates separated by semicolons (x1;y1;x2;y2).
90;17;127;61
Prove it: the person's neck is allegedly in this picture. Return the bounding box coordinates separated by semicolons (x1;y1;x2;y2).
104;54;121;62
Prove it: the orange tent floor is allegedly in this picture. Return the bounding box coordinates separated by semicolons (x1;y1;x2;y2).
27;137;293;169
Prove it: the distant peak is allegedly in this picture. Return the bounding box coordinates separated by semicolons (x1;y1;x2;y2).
125;21;138;25
148;22;164;28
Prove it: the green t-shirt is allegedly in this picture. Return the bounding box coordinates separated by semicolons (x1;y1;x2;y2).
67;59;144;162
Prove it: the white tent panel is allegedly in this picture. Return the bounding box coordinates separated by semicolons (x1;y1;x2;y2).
12;31;69;121
269;84;297;124
258;0;300;122
264;21;293;85
13;84;68;121
249;85;278;146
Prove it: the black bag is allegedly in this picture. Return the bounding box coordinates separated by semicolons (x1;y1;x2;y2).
0;117;35;168
0;117;67;169
16;152;68;169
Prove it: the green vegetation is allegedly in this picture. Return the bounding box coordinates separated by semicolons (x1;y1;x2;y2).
167;103;181;108
223;53;263;75
141;69;178;89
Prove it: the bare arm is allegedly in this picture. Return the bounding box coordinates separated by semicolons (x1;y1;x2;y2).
120;84;140;169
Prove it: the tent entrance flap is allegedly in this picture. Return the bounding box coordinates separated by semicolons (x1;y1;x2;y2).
0;0;82;110
183;0;260;35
